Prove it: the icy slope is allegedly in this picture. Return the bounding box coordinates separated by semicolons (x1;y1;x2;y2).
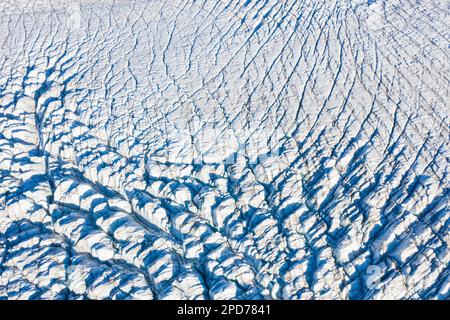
0;0;448;300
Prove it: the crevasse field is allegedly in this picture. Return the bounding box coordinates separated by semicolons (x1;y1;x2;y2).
0;0;448;300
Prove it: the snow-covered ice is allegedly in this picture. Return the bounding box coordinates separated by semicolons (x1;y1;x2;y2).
0;0;449;300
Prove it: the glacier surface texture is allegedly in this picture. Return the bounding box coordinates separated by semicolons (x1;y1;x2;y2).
0;0;449;300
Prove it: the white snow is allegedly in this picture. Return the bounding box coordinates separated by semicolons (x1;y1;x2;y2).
0;0;448;300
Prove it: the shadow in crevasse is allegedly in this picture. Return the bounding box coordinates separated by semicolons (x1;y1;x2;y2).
0;218;70;299
346;174;449;299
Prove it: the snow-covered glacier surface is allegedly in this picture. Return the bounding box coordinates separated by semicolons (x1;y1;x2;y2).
0;0;449;300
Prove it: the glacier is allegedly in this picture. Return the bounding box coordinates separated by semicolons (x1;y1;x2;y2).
0;0;448;300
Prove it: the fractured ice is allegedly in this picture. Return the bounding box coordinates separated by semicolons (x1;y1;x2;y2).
0;0;449;300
